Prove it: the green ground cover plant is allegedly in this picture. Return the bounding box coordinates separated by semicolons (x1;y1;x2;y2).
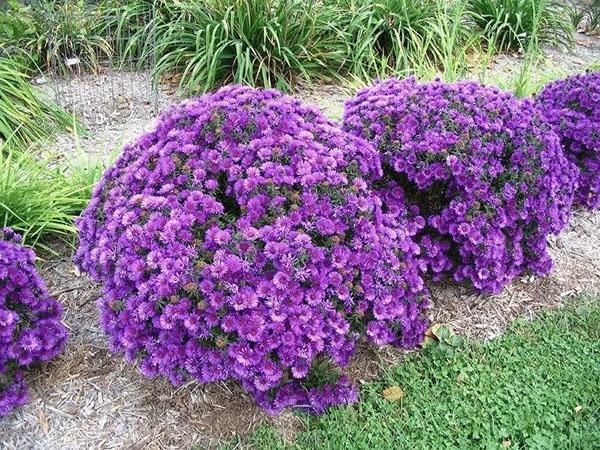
237;299;600;449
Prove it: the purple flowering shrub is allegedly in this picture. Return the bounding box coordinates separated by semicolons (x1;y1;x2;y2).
344;78;578;294
0;228;68;416
74;85;428;413
536;72;600;209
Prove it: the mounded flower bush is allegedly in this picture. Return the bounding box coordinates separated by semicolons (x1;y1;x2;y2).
536;72;600;209
0;228;68;416
343;78;578;294
75;85;428;413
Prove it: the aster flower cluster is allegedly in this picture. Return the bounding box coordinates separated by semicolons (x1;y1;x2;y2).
0;228;68;416
75;85;428;413
343;78;578;294
536;72;600;209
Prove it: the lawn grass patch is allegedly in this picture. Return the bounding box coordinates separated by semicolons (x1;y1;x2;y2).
239;299;600;449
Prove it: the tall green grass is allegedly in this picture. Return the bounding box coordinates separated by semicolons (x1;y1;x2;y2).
413;0;475;82
468;0;574;52
95;0;161;68
0;55;73;151
567;0;600;32
25;0;112;74
588;0;600;31
333;0;476;83
327;0;440;80
0;138;109;250
149;0;343;93
1;148;81;249
102;0;475;91
476;0;570;98
0;0;581;94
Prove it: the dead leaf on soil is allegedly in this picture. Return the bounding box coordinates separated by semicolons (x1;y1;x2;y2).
38;409;49;434
425;323;443;339
382;386;404;402
425;323;455;341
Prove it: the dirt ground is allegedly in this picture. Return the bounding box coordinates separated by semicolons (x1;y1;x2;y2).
1;35;600;450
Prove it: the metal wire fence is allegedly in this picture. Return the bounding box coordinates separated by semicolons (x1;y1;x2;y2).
43;3;159;129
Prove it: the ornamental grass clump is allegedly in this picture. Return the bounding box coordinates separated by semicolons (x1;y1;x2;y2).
344;78;578;294
74;85;428;413
536;72;600;209
0;228;68;416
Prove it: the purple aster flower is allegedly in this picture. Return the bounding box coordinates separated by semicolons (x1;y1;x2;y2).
536;72;600;209
344;78;577;294
74;85;428;414
0;228;68;416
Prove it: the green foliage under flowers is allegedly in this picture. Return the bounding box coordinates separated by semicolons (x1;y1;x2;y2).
468;0;574;52
235;299;600;449
0;55;72;150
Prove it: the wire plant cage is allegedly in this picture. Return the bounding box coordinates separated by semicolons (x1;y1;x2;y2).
40;0;160;129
